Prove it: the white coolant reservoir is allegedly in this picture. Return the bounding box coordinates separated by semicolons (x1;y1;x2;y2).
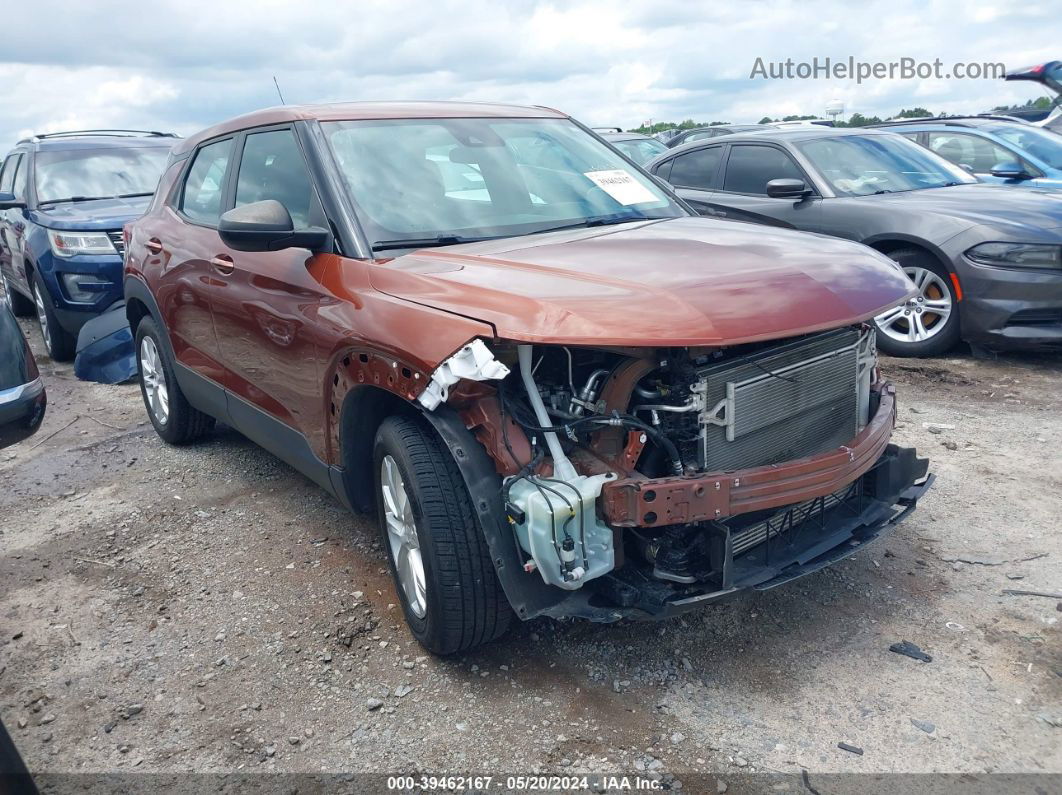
507;472;616;590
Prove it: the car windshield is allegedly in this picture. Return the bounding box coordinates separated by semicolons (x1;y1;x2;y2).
986;123;1062;170
797;134;976;196
611;137;668;165
322;117;684;249
34;146;170;204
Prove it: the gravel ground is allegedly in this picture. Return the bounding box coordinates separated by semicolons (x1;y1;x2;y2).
1;317;1060;790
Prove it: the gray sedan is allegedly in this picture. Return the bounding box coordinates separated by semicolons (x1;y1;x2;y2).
646;128;1062;356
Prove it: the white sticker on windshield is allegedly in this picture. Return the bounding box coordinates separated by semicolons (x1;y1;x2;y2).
583;169;658;206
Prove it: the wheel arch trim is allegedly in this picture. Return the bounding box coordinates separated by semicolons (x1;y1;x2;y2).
862;235;956;274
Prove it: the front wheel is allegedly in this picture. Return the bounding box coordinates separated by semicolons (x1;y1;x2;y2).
32;273;76;361
874;250;961;357
373;415;511;655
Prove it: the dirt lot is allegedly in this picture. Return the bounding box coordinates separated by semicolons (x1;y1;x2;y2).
1;317;1060;790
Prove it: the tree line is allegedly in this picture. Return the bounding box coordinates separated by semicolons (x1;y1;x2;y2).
631;98;1053;135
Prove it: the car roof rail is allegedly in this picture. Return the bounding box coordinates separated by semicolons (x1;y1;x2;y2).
871;114;1026;128
591;126;624;133
18;129;179;144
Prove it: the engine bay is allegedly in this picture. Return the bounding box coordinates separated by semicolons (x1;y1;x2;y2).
431;324;898;607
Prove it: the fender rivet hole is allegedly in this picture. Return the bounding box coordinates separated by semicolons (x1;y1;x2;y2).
644;511;657;524
644;489;656;503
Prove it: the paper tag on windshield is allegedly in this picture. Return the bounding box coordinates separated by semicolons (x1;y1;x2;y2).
583;169;658;205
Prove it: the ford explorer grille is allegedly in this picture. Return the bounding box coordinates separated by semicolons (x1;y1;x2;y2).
107;230;125;257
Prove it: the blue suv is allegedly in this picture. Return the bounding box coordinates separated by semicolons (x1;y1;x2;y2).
870;116;1062;190
0;130;176;359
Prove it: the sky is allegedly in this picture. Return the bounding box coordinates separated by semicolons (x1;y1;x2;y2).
1;0;1059;147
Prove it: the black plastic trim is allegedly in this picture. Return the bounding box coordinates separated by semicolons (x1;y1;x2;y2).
223;387;346;504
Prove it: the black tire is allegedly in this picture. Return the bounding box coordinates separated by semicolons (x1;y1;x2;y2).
373;415;511;655
134;317;214;445
31;272;76;361
2;270;34;317
874;249;961;358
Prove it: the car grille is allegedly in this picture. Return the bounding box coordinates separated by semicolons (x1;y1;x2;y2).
1005;308;1062;327
695;327;875;472
107;230;125;257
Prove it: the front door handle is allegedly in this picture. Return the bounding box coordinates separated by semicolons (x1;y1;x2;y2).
145;238;163;254
211;254;235;275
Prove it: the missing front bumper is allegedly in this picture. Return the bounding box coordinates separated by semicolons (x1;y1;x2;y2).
539;443;931;622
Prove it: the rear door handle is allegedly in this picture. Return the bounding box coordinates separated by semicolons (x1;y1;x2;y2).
145;238;163;254
211;254;235;275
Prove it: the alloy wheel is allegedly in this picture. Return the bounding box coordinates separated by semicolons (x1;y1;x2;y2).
139;336;170;425
33;282;52;351
380;454;427;618
874;266;953;344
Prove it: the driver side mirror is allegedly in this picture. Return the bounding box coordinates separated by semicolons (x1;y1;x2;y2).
0;191;25;210
990;162;1031;180
766;178;812;199
218;200;330;253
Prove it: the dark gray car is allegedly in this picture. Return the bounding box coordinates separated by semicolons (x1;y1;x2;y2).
665;124;767;148
646;128;1062;356
0;292;46;448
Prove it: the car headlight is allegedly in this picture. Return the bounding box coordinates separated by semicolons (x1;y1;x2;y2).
60;273;111;303
966;242;1062;269
48;230;117;258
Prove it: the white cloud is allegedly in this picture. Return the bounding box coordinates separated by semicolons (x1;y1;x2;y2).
0;0;1059;147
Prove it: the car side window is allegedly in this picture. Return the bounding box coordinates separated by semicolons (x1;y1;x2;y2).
180;139;234;225
0;155;20;194
12;156;28;201
722;145;805;195
235;129;319;229
927;132;1014;173
668;147;724;190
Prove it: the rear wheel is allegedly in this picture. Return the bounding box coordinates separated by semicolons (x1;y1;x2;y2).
373;415;511;655
135;317;214;445
874;249;960;357
1;270;33;317
32;273;76;361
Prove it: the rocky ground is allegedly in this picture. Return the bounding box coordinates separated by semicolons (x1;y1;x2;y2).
1;318;1060;792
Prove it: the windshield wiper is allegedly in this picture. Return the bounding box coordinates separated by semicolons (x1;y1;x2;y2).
39;195;112;205
371;235;502;252
39;191;153;205
371;214;660;252
530;214;655;236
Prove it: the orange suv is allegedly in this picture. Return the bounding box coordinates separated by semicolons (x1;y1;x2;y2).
124;102;931;654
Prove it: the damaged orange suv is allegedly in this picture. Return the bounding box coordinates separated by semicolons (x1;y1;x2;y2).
124;102;931;654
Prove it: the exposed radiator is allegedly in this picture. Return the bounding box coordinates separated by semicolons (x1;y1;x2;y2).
694;327;874;472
